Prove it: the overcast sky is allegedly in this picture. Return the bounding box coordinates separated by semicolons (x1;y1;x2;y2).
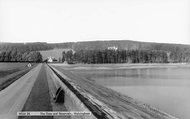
0;0;189;44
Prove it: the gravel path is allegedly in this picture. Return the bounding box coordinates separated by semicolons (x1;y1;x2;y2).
19;64;53;119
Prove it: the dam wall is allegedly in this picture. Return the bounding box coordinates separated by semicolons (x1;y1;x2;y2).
47;65;97;119
47;64;177;119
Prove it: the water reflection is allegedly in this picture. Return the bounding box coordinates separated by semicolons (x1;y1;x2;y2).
70;66;190;119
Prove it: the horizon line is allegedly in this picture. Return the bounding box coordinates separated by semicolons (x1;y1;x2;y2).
0;39;190;45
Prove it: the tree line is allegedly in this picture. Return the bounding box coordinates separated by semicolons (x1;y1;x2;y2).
62;49;172;64
1;41;190;63
0;42;52;52
0;50;42;62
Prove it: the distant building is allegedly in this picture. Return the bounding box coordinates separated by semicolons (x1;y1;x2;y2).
47;57;53;62
108;46;118;51
47;56;57;62
63;61;68;64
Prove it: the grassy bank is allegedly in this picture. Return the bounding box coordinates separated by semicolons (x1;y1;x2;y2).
0;63;36;91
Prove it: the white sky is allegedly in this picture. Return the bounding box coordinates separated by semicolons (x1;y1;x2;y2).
0;0;189;44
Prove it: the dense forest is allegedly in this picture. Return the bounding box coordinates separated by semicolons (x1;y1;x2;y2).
1;40;190;52
0;40;190;63
0;43;45;62
0;42;52;52
0;50;42;62
62;49;190;64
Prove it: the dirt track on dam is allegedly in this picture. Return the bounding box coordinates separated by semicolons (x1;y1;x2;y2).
0;63;178;119
0;64;69;119
19;64;53;119
0;64;41;119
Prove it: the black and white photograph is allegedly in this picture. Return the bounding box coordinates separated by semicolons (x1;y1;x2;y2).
0;0;189;119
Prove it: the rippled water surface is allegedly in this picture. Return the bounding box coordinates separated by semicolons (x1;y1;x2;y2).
64;64;190;119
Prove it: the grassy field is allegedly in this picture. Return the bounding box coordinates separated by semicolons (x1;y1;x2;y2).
0;62;28;70
40;48;71;61
0;63;28;77
0;63;35;91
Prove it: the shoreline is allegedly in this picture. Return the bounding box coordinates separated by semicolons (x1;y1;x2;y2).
51;63;190;70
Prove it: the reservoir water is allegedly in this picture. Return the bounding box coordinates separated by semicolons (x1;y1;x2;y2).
65;64;190;119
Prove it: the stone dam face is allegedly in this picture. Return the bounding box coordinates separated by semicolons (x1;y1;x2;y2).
47;64;178;119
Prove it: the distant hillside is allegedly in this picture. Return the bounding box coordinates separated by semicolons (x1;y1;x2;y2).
1;40;190;63
71;40;190;52
0;42;52;52
1;40;190;52
40;48;72;61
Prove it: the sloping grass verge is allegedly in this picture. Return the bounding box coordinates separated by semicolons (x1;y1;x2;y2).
0;65;36;91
